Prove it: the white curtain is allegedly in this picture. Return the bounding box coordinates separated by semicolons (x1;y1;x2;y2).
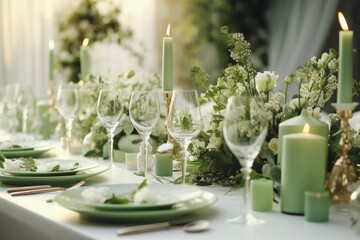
0;0;158;99
269;0;339;96
0;0;62;99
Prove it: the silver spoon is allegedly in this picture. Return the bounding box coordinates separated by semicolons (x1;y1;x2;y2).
117;220;210;235
183;220;210;233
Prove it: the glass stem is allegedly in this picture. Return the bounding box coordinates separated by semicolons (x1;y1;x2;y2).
143;134;150;179
22;108;28;133
65;118;73;155
242;166;251;215
181;141;190;184
108;129;115;168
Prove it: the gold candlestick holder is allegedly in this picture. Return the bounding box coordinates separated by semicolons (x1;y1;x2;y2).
327;103;359;207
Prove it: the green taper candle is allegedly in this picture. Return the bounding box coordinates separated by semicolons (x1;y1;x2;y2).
48;40;54;81
162;24;173;91
281;124;327;214
337;12;353;104
278;110;328;164
80;38;90;81
305;191;329;222
251;179;273;212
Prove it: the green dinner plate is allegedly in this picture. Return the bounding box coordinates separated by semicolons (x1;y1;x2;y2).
56;184;203;211
0;159;98;177
54;189;216;223
0;165;108;186
0;147;34;152
0;140;56;158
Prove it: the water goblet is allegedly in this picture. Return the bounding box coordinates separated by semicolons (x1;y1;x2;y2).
97;89;124;169
56;85;78;155
129;91;160;179
223;95;268;225
167;90;201;184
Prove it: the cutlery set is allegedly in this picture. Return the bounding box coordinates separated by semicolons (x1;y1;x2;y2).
6;180;86;197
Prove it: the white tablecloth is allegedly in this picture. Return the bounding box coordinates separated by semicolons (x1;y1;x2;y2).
0;154;359;240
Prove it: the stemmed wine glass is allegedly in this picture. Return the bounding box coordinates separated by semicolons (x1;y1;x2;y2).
167;90;201;184
97;89;124;169
56;85;78;155
223;95;268;225
129;91;160;179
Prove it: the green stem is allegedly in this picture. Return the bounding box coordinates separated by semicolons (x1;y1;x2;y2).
284;83;289;104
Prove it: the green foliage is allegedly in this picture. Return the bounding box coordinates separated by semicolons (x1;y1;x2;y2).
178;0;270;72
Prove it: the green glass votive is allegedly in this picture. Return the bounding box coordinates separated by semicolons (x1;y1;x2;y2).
155;153;173;176
113;150;125;163
305;191;329;222
251;179;273;212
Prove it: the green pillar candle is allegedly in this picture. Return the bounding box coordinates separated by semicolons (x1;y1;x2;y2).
118;134;158;153
125;153;138;171
80;38;90;81
337;12;353;104
155;153;173;176
251;179;273;212
281;124;327;214
278;110;328;164
162;24;173;91
305;191;329;222
48;40;55;81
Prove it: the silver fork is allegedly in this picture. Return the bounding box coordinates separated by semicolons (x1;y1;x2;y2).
45;180;86;203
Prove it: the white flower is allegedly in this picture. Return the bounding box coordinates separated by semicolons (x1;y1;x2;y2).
65;26;79;41
96;0;112;15
36;161;59;173
285;75;294;84
81;187;112;204
268;138;278;155
3;159;24;171
255;71;278;93
207;134;222;149
289;98;305;110
133;187;160;204
78;20;90;31
0;141;13;149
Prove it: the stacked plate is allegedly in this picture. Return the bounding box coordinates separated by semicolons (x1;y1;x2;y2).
0;140;56;158
0;159;107;186
54;184;217;222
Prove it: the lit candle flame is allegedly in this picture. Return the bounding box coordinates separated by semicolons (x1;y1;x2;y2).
49;40;54;49
303;123;310;134
166;24;171;37
338;12;349;31
82;38;89;47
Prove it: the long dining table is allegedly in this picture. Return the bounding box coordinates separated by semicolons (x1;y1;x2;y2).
0;146;359;240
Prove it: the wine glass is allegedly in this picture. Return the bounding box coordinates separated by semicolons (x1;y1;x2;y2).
223;95;268;225
129;91;160;178
97;89;124;169
56;85;78;155
167;90;201;184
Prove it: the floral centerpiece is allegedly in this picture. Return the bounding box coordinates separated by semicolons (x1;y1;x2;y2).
188;26;360;186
